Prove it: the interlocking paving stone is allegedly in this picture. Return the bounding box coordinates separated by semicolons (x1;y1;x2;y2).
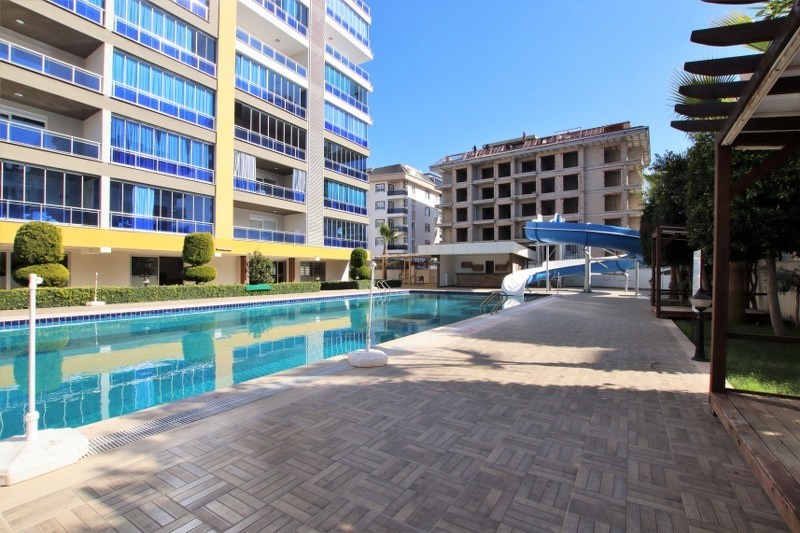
0;291;791;531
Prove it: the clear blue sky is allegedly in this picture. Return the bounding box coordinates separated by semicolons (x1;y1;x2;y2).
365;0;752;173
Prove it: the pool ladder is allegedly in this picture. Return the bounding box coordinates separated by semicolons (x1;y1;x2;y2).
480;291;508;314
374;280;391;304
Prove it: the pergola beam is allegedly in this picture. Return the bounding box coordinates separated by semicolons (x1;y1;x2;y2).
691;18;784;47
730;142;800;198
684;54;761;76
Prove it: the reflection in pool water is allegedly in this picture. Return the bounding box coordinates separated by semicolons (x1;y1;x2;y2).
0;292;487;439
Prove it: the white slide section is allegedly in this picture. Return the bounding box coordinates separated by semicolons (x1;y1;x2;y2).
501;258;586;296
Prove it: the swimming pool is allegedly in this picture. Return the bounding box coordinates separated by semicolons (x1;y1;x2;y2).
0;292;487;440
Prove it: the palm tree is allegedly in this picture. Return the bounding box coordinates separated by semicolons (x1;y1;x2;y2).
378;223;402;280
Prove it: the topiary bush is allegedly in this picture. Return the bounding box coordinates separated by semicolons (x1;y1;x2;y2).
182;232;214;266
182;265;217;284
248;251;274;284
13;221;64;266
349;247;369;280
13;263;70;287
352;265;372;280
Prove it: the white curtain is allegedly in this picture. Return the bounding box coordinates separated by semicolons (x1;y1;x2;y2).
233;150;256;180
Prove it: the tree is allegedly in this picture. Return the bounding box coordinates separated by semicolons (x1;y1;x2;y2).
349;247;371;281
247;251;273;285
182;232;216;284
12;221;69;287
378;224;402;280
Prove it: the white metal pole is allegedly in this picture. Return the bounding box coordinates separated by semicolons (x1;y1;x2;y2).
584;247;591;293
366;261;375;352
26;273;42;442
545;245;550;292
635;259;640;297
94;272;99;302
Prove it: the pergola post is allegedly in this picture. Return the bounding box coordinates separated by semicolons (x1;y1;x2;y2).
709;144;731;393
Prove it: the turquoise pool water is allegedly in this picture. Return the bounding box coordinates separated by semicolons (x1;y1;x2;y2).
0;292;486;440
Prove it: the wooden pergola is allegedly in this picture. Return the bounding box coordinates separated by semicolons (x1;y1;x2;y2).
672;1;800;528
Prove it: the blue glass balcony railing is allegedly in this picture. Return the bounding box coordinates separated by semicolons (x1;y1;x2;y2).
171;0;208;20
234;226;305;244
326;7;369;48
46;0;104;25
324;198;367;215
111;212;212;234
237;28;307;79
351;0;370;18
114;18;215;77
324;158;368;182
234;176;305;203
235;126;306;161
111;147;214;183
112;82;215;129
0;119;100;159
1;200;100;227
250;0;308;37
325;45;369;84
235;76;306;119
324;236;366;248
324;122;367;148
324;82;368;115
0;39;102;92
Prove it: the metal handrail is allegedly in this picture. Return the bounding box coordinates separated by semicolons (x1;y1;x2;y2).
480;291;508;314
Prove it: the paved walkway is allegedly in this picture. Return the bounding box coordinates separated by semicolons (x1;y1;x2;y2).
0;290;789;531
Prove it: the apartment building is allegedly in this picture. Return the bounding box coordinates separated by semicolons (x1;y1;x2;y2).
421;122;650;288
0;0;372;288
367;164;441;255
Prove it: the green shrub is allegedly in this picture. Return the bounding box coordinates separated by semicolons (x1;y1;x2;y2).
321;281;358;290
13;263;70;287
248;251;274;284
352;266;372;280
13;222;64;266
182;232;214;266
349;247;369;280
183;265;217;284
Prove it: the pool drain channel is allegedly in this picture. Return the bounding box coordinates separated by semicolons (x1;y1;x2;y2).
86;360;351;456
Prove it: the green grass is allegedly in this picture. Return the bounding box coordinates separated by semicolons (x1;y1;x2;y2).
674;319;800;396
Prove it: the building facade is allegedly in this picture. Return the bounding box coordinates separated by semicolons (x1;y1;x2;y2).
421;122;650;288
367;164;441;255
0;0;372;288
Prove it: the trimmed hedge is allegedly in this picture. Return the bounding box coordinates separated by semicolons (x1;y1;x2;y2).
0;282;322;310
14;263;70;287
183;265;217;284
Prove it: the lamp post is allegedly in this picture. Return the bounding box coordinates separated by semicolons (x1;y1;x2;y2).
347;260;387;367
689;288;712;361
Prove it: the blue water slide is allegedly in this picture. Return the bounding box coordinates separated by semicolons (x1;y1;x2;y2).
524;221;643;260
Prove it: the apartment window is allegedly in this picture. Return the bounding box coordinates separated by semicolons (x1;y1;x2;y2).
456;208;468;222
375;237;384;246
498;162;511;177
541;200;555;216
521;159;536;173
375;218;384;227
0;160;100;226
236;54;307;118
114;0;216;75
540;177;555;194
481;207;494;220
425;240;431;245
425;223;431;232
325;64;369;113
563;197;579;214
425;207;431;216
172;0;209;19
498;205;511;219
110;116;214;183
521;181;536;195
498;183;511;198
112;51;215;128
109;180;213;233
521;203;536;217
481;166;493;179
375;183;385;192
563;151;579;168
425;190;431;200
498;226;511;240
604;146;622;163
604;194;622;211
540;155;555;171
563;174;579;191
327;0;370;47
481;187;494;200
605;218;623;227
456;188;468;202
481;228;494;241
324;140;367;181
235;102;307;160
375;201;385;210
325;102;368;147
324;180;367;215
455;168;468;182
604;170;622;187
324;217;367;248
456;228;468;242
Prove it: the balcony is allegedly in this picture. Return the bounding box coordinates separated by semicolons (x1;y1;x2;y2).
389;225;408;233
236;27;307;79
325;45;369;85
235;76;306;119
234;226;305;244
324;158;368;182
249;0;308;38
113;82;214;129
235;126;306;161
111;147;213;183
388;243;408;251
0;38;102;92
387;207;407;215
0;119;100;160
172;0;209;20
46;0;104;25
1;200;100;227
111;213;212;234
234;176;305;203
324;82;368;115
386;188;408;197
324;198;367;215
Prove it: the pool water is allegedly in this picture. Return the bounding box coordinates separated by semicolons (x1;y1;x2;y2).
0;292;486;439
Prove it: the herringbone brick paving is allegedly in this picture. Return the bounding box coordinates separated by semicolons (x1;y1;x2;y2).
0;291;789;531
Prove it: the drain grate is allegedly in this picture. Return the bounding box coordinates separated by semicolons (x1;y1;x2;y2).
86;361;351;456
